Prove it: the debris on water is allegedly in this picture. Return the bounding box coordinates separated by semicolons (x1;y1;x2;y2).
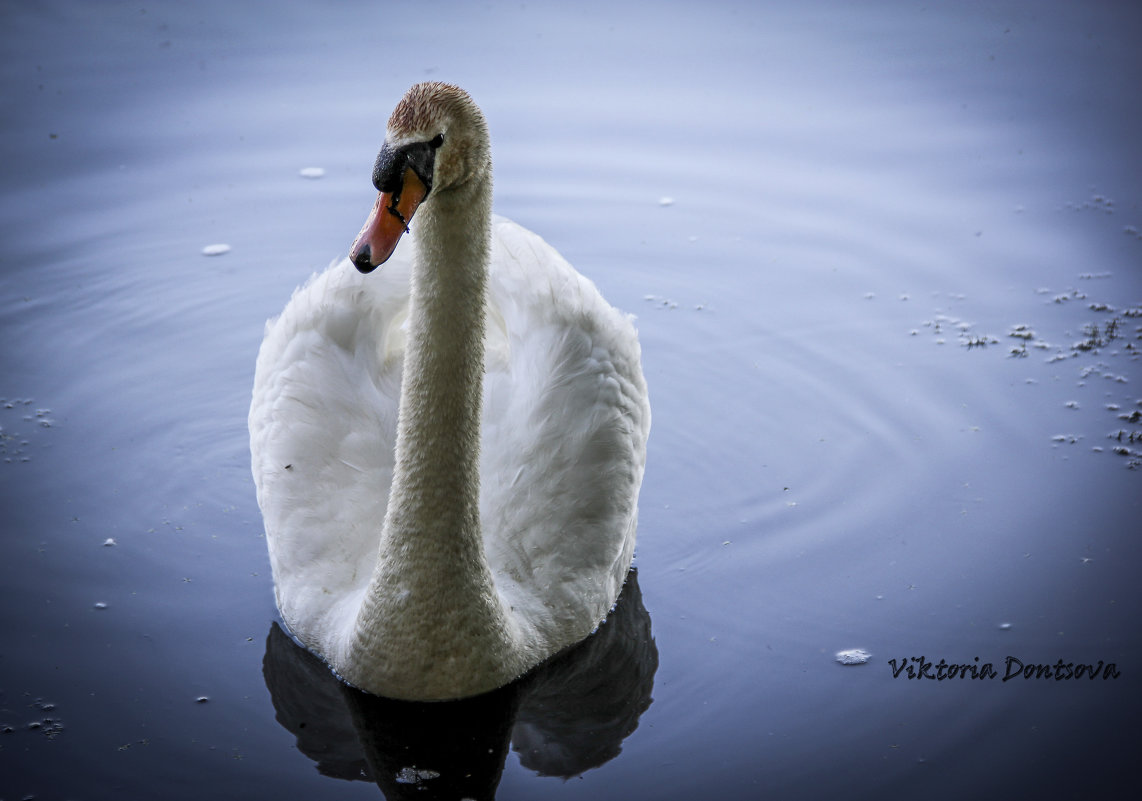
93;602;108;610
195;696;209;704
1052;288;1087;304
1066;194;1115;215
922;290;1138;471
643;294;680;310
1;399;60;463
919;313;1002;349
395;766;441;785
299;167;325;179
27;717;64;739
998;622;1013;630
835;648;872;665
1072;320;1119;351
103;538;116;546
201;243;231;257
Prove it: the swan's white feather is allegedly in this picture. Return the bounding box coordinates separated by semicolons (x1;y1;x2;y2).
250;216;649;677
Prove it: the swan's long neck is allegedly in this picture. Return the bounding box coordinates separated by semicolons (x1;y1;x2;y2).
387;186;490;555
344;172;525;699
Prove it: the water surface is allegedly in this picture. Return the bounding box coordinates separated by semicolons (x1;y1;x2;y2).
2;2;1140;799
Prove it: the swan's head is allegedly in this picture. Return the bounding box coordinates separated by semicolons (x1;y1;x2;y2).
350;82;490;273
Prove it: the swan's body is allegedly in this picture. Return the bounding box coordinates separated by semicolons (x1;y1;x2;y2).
249;83;649;700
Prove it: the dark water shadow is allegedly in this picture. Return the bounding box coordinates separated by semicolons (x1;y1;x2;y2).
262;570;657;800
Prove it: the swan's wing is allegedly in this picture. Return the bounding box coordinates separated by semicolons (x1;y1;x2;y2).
480;219;651;650
249;244;413;650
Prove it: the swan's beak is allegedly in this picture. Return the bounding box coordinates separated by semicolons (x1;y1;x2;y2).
349;167;428;274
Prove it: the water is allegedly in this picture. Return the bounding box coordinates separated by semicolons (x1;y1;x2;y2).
2;1;1140;799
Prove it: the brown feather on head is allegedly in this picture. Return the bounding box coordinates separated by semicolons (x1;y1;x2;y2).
388;82;471;138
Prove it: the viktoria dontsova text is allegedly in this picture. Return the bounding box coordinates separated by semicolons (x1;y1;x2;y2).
888;656;1121;681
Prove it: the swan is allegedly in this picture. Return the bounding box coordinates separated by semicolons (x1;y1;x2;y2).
249;82;650;701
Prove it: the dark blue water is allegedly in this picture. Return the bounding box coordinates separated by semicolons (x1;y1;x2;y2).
3;1;1140;799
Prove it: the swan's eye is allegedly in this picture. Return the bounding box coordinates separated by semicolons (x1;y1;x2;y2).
429;132;445;149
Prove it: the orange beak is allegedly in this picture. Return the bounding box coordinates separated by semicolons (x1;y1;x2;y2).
349;167;429;273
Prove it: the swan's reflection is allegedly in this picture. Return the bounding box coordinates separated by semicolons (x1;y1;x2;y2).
263;569;656;799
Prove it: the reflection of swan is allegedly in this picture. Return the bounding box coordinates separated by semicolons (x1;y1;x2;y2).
262;570;657;798
249;82;650;700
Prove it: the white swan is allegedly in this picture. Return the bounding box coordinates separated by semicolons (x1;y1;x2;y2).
249;83;650;701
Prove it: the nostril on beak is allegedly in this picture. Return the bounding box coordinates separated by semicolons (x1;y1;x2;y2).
351;244;376;274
